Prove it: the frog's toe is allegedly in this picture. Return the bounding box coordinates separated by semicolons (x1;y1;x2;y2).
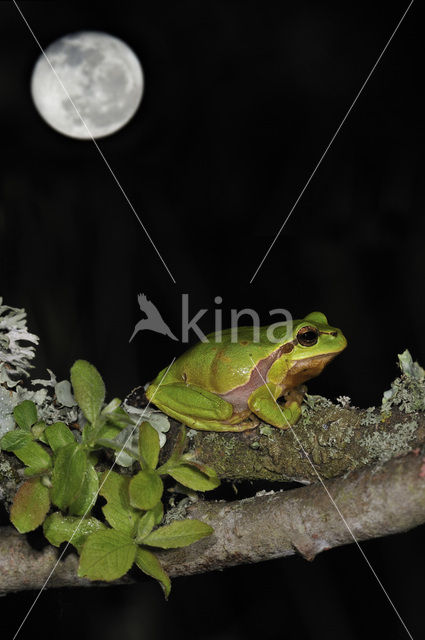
280;400;301;426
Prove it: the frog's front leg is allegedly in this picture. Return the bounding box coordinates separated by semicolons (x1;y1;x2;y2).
248;383;301;429
148;381;256;432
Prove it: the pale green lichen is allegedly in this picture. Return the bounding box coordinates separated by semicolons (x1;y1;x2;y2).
360;420;418;465
0;455;19;504
301;394;335;426
0;298;39;387
259;425;274;437
360;407;381;426
0;386;15;436
0;301;81;434
122;402;171;447
110;406;171;467
336;396;352;408
300;405;313;425
304;394;334;410
0;459;12;476
381;350;425;415
4;373;81;430
163;496;194;525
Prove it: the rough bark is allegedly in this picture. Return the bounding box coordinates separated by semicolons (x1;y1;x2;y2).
162;403;425;483
1;450;425;594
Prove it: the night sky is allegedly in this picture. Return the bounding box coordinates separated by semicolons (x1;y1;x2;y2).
0;2;423;639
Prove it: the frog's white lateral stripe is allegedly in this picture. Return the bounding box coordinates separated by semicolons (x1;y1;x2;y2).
12;358;176;640
250;0;414;284
248;357;414;640
12;0;176;285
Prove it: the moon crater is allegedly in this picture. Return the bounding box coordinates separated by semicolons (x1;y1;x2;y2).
31;31;144;139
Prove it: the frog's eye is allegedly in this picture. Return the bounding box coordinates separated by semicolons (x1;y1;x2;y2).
297;326;319;347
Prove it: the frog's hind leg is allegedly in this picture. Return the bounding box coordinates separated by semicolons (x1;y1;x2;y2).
156;406;257;432
149;381;256;432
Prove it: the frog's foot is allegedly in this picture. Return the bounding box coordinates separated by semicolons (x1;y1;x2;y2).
280;400;302;427
238;414;260;431
147;381;257;432
283;384;307;407
248;383;301;429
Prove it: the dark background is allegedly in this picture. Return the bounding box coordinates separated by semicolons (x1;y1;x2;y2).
0;1;422;639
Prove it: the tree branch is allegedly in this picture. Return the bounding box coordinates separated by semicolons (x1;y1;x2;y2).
161;403;425;483
2;303;424;594
1;449;425;594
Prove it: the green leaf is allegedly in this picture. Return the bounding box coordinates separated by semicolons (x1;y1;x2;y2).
1;429;52;474
139;421;160;470
168;463;220;492
168;425;187;463
17;443;52;475
70;360;105;425
152;500;164;525
11;478;50;533
0;429;33;451
99;471;139;536
102;404;133;429
43;512;106;553
88;451;99;466
32;421;48;443
143;519;213;549
101;397;121;415
94;438;138;460
136;548;171;598
68;462;99;516
95;422;121;443
78;529;137;581
93;405;134;443
129;470;163;511
13;400;37;431
51;442;87;511
135;510;155;543
45;422;75;452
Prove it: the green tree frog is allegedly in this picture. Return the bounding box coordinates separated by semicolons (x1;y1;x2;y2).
146;312;346;432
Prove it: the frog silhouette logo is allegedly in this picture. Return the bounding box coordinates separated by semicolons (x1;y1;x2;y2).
129;294;178;342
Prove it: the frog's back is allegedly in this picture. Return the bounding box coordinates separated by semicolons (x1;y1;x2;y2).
169;325;282;394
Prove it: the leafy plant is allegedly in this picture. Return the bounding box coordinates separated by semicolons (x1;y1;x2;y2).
0;359;219;597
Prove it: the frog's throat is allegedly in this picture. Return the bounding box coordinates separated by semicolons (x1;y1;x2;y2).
219;350;339;412
281;352;339;389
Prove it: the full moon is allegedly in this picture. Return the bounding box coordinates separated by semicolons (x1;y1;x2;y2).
31;31;144;139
